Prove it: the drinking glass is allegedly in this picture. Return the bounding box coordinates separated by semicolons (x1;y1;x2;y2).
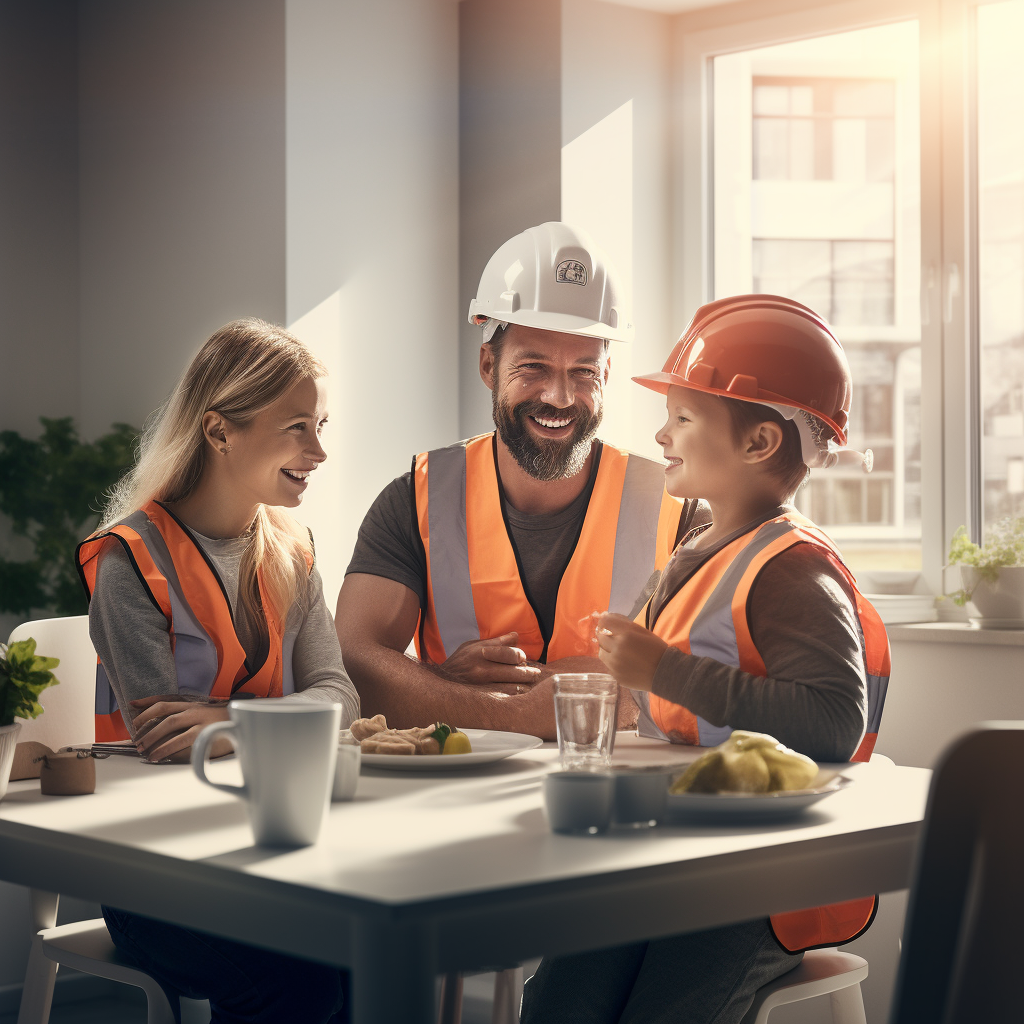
552;673;618;770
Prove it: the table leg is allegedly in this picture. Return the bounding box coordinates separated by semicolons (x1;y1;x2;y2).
351;918;436;1024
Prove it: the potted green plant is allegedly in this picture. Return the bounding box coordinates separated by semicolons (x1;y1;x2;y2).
0;638;60;801
945;517;1024;628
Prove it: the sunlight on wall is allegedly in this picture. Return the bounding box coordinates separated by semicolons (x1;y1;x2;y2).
561;100;639;454
285;289;348;608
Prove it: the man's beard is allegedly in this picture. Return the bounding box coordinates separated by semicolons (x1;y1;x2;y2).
492;391;602;482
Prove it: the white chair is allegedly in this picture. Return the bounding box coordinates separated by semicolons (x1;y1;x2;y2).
740;948;868;1024
438;967;523;1024
9;616;210;1024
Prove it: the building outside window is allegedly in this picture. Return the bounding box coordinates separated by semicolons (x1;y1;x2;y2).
977;0;1024;530
713;22;922;572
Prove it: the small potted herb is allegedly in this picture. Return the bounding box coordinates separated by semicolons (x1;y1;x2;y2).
0;639;60;801
945;517;1024;627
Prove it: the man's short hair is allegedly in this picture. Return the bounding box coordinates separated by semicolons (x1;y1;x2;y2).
485;324;610;375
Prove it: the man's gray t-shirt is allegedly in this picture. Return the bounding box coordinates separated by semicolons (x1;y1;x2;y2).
345;450;602;641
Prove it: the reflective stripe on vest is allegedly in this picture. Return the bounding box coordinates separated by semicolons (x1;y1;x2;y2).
413;433;683;663
76;501;304;742
637;510;891;952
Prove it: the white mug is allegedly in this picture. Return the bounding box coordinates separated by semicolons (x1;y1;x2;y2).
192;699;341;847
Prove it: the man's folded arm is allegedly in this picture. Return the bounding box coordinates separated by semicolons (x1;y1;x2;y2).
336;572;557;736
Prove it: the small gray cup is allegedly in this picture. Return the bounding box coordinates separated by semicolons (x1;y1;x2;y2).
543;771;614;834
612;767;671;827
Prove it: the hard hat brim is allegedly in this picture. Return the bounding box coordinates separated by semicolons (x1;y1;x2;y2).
632;371;848;446
468;305;633;344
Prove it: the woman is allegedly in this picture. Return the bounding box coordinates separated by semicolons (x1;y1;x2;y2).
76;318;359;1023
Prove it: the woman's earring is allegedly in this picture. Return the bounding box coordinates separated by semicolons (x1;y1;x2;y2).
220;444;232;454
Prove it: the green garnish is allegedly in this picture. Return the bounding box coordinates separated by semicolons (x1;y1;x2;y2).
430;722;452;752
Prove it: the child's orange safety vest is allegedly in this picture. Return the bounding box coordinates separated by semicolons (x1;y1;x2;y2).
636;510;891;952
412;432;688;664
76;501;310;742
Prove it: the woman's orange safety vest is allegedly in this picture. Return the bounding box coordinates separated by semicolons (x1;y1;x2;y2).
639;510;890;952
413;433;688;664
76;501;309;742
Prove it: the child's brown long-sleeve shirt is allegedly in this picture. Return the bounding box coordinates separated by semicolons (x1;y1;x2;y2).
647;505;869;762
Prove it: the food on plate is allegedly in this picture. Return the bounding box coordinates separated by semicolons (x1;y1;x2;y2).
669;731;818;795
350;714;388;741
442;731;473;756
348;716;473;755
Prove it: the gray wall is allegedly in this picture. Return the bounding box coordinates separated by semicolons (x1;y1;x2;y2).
458;0;562;438
562;0;674;458
77;0;287;439
0;0;80;437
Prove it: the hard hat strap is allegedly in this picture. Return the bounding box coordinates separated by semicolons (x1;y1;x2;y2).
480;319;508;345
762;403;872;473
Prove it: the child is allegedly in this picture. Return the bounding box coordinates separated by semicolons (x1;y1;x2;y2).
520;294;889;1024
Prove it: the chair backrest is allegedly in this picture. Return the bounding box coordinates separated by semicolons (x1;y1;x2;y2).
7;616;95;748
889;721;1024;1024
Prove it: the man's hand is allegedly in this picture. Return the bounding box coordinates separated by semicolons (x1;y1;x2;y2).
531;655;605;678
509;675;558;740
130;696;231;762
595;612;669;693
442;632;542;687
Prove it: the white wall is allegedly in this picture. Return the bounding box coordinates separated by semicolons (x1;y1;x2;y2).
284;0;460;604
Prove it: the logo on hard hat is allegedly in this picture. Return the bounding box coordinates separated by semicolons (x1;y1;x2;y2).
555;260;588;286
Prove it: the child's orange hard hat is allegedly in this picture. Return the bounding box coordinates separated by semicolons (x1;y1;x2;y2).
633;294;852;446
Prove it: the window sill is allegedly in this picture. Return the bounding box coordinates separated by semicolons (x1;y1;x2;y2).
887;622;1024;646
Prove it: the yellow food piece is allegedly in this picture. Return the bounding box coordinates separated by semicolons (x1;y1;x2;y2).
670;731;817;794
442;731;473;755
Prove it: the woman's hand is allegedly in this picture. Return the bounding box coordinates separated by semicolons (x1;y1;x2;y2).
595;612;669;693
130;696;231;762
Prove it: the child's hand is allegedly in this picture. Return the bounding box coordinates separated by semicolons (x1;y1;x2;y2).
594;612;669;692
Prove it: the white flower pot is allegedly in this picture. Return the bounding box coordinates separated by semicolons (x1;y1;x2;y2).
962;566;1024;627
0;721;22;803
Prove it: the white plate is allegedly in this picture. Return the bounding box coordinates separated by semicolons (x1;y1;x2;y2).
665;774;852;822
359;729;543;771
968;617;1024;630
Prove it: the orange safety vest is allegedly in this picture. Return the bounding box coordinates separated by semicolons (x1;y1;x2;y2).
638;510;890;952
76;501;310;742
413;433;689;664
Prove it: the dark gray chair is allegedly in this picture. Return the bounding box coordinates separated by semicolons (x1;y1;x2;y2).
889;721;1024;1024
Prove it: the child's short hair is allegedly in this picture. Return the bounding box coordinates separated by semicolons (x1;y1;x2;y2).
720;396;809;499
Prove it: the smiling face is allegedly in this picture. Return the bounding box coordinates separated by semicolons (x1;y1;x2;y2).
655;385;751;501
481;325;609;481
212;376;328;509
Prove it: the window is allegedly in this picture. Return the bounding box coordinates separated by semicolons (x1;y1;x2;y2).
752;78;896;183
712;21;921;573
977;0;1024;532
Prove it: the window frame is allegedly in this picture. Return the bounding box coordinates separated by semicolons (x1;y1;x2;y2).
672;0;994;597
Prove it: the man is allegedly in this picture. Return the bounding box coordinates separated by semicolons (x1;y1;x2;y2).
336;222;705;738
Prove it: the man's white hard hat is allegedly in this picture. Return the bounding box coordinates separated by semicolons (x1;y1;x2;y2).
468;221;634;344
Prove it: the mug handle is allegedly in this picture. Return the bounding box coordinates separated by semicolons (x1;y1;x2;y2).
191;720;247;798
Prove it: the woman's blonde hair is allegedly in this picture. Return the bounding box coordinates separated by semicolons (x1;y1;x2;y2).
100;318;326;631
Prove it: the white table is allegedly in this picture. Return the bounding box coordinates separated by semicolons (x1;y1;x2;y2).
0;738;931;1023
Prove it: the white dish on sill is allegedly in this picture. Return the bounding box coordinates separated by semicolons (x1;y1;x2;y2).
864;593;938;625
968;617;1024;630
